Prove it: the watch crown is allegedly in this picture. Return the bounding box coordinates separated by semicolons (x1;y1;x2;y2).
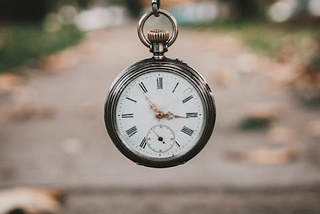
147;29;170;43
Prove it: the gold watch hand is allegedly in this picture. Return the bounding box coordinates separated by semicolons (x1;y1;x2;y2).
136;82;158;112
145;96;158;112
164;112;187;120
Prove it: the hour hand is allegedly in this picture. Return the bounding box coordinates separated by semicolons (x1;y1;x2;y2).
164;112;186;120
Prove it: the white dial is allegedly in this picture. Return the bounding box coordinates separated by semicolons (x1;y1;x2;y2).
115;71;205;159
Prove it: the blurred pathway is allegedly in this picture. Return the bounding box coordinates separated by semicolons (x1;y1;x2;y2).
0;23;320;191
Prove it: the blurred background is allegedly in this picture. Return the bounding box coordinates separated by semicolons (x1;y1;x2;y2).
0;0;320;214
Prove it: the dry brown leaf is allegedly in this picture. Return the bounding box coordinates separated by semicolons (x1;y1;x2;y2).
0;188;65;214
276;43;295;63
306;120;320;137
213;69;239;87
79;102;104;119
267;126;296;144
61;138;84;156
0;74;22;94
228;147;300;166
268;63;303;87
0;106;55;122
246;103;285;120
234;53;259;73
41;50;78;71
239;104;284;130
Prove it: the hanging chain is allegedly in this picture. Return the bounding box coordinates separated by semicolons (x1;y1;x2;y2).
152;0;161;17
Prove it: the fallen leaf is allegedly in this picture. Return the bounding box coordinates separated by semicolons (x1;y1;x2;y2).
249;103;284;119
239;103;284;131
0;106;55;122
234;53;259;73
61;138;84;156
213;69;239;87
0;188;65;214
227;147;300;166
0;74;22;94
79;102;104;119
306;120;320;137
276;43;295;63
267;126;295;144
41;50;78;71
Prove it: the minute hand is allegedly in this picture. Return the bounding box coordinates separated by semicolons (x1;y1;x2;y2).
136;82;158;112
145;96;158;112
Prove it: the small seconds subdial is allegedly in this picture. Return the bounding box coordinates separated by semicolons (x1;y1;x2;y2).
147;125;175;153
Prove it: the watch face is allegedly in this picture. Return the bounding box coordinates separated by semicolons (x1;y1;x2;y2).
105;58;215;168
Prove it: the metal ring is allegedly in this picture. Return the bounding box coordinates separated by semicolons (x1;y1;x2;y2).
137;9;179;48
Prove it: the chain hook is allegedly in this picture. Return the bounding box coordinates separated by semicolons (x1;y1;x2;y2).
152;0;161;17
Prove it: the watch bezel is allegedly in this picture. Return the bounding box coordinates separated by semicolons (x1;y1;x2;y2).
105;57;216;168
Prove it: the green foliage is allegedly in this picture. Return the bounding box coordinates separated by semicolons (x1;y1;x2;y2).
239;117;272;131
189;21;320;57
216;0;276;20
0;24;84;73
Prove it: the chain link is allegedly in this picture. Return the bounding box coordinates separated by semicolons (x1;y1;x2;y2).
152;0;161;17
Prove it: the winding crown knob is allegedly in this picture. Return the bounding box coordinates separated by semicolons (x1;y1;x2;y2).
147;29;170;43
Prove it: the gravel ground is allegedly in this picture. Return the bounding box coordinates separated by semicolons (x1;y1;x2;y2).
60;189;320;214
0;24;320;214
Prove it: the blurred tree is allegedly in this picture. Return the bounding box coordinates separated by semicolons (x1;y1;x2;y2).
76;0;91;8
0;0;47;22
218;0;276;20
0;0;96;22
110;0;143;18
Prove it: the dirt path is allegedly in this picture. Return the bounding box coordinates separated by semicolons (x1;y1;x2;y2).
0;24;320;191
58;189;320;214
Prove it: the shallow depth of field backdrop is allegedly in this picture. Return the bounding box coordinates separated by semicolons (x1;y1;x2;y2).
0;0;320;214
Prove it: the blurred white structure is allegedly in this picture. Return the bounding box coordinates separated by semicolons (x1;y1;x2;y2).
74;6;127;31
58;5;77;25
170;2;219;24
309;0;320;16
268;1;296;22
269;0;320;22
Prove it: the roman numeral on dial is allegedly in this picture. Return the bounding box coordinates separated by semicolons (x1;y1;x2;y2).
139;82;148;93
140;137;147;149
175;141;181;147
157;77;163;89
126;97;137;103
122;113;133;118
181;126;194;136
172;82;179;93
182;95;193;104
126;126;138;137
186;113;198;118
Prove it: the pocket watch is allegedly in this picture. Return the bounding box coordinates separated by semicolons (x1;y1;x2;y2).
104;2;216;168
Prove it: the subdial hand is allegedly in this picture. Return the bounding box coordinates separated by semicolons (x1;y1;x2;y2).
152;129;165;144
